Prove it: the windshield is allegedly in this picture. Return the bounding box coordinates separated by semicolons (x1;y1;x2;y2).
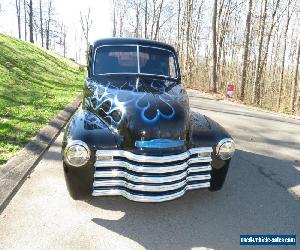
93;45;177;78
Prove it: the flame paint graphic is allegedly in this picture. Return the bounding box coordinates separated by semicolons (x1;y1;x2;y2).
85;79;179;126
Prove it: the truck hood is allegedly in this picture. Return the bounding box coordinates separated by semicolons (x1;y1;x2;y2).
83;75;190;153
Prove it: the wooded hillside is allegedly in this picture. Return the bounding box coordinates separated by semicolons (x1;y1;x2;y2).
112;0;300;114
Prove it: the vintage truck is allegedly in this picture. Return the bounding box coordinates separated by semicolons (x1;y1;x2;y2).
62;38;235;202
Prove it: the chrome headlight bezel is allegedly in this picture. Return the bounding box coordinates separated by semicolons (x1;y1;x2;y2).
64;140;91;167
216;138;235;160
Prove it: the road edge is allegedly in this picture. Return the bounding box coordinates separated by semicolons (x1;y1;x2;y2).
0;94;82;214
187;89;300;121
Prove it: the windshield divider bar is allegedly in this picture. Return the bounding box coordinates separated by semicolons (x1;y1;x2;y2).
137;45;140;74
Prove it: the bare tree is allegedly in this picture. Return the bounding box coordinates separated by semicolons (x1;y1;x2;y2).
134;0;141;37
80;8;93;60
144;0;148;38
23;0;27;40
15;0;22;39
45;0;54;49
57;23;67;57
290;40;300;112
211;0;217;92
29;0;34;43
112;0;117;37
153;0;164;40
277;0;292;109
39;0;44;46
107;0;299;114
240;0;253;101
252;0;267;104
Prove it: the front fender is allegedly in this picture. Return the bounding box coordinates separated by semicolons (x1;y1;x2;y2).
189;112;232;148
189;112;233;190
62;110;117;151
62;110;117;200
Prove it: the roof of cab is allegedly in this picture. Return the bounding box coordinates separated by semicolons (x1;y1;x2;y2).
92;38;176;52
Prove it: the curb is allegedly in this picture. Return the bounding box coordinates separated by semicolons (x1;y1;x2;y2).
0;94;82;213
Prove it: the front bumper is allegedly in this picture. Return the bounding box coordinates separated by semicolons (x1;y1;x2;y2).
92;147;213;202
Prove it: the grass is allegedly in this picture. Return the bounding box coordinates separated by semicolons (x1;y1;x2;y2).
0;34;85;165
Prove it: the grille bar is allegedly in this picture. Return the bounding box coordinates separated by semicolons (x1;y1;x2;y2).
95;159;212;173
93;147;213;202
93;175;211;192
94;166;211;183
96;147;212;163
92;182;211;202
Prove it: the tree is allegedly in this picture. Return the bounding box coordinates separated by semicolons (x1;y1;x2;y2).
15;0;22;39
153;0;164;40
252;0;281;104
240;0;253;101
112;0;117;37
144;0;148;38
23;0;27;40
290;40;300;112
39;0;44;46
29;0;34;43
80;8;93;60
57;23;67;57
277;0;292;109
211;0;217;92
252;0;267;104
45;0;54;49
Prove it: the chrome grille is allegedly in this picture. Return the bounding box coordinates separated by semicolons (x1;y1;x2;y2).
92;147;213;202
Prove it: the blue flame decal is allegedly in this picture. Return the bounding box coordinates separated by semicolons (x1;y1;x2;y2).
86;79;178;126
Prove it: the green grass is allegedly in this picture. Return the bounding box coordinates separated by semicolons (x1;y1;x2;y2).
0;34;85;165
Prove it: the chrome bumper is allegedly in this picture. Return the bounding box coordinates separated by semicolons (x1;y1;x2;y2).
92;147;213;202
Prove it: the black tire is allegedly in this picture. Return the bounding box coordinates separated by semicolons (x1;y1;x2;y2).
209;162;230;191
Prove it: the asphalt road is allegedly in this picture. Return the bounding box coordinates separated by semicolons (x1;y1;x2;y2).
1;94;300;250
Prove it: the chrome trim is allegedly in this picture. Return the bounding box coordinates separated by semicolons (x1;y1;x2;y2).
94;160;212;173
96;147;212;163
216;138;235;160
94;169;211;183
92;182;210;202
93;147;213;202
137;44;140;73
93;175;211;192
64;140;90;167
189;147;213;154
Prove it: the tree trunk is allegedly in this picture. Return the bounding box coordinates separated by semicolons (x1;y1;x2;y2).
144;0;148;39
46;0;53;50
39;0;44;47
176;0;181;51
112;0;116;37
290;40;300;112
24;0;27;41
134;1;140;37
277;0;291;110
29;0;34;43
154;0;164;40
16;0;22;39
240;0;253;101
252;0;267;104
211;0;218;92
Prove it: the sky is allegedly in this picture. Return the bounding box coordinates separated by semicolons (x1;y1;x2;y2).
0;0;113;62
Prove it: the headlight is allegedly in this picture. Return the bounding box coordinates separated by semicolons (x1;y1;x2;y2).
216;138;235;160
64;140;90;167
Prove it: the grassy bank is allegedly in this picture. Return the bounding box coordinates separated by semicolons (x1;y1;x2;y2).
0;34;85;165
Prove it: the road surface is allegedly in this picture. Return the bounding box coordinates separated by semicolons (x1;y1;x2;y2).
1;93;300;250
